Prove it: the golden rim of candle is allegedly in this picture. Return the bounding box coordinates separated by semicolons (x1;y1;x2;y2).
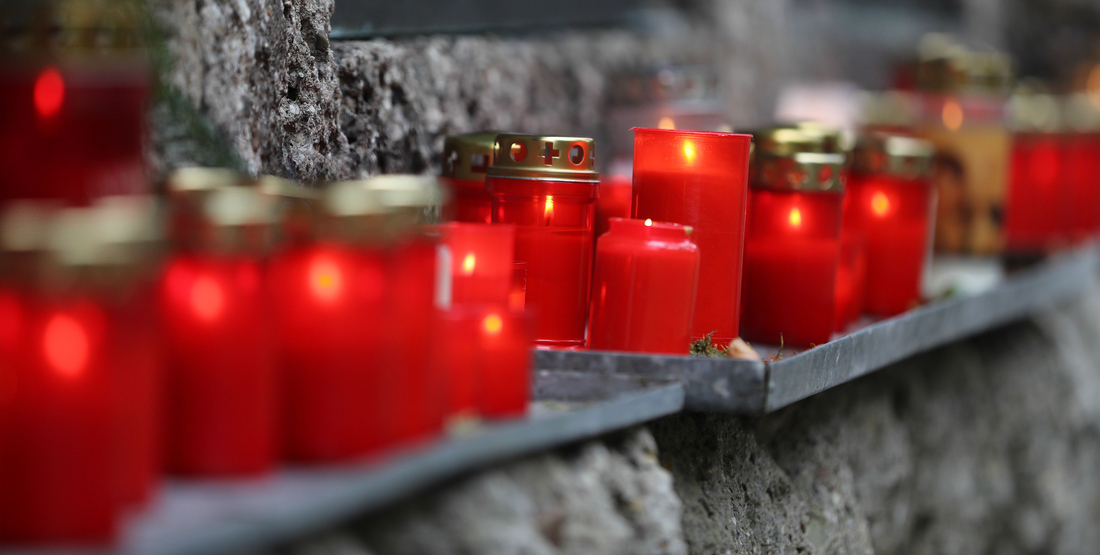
442;131;500;182
486;135;600;183
1;0;148;60
750;151;847;193
747;126;835;158
1007;89;1063;133
851;132;935;179
1063;93;1100;133
166;167;242;194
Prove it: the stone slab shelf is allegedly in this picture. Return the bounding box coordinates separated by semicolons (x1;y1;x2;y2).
2;382;683;555
535;245;1100;415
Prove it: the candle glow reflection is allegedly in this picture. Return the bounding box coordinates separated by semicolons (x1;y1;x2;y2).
43;313;87;377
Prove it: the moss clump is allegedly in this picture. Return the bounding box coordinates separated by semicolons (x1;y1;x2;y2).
690;331;730;358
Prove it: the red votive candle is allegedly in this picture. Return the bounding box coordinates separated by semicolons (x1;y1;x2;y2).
848;131;936;316
631;128;751;344
588;218;699;354
476;308;533;418
432;222;516;306
160;181;278;476
1004;92;1065;254
740;127;846;347
441;132;498;224
488;135;599;348
1061;94;1100;242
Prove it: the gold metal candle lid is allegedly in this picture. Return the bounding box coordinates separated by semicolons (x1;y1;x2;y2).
851;132;935;179
748;127;846;192
364;174;447;209
1007;88;1063;133
1063;93;1100;133
166;167;241;193
487;134;599;183
442;132;499;182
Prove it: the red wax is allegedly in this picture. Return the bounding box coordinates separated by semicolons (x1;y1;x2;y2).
0;64;150;205
475;309;533;418
433;222;515;306
1005;133;1065;253
268;243;393;462
588;218;699;354
385;236;444;444
848;173;934;316
442;177;493;224
1063;133;1100;241
631;128;751;344
159;254;278;476
0;292;119;545
488;177;597;348
740;191;843;347
834;193;866;332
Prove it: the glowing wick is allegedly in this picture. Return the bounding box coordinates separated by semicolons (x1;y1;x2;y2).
43;314;88;377
190;277;224;321
309;258;344;302
788;207;802;228
658;117;676;130
482;314;503;335
544;195;554;222
644;218;653;226
871;192;890;217
462;253;476;275
683;140;697;165
34;67;64;118
942;98;963;131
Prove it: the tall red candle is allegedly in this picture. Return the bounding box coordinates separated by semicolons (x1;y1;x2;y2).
432;222;515;306
848;131;936;316
160;180;278;476
488;135;599;348
441;132;498;224
1004;92;1065;254
588;218;699;354
631;128;751;344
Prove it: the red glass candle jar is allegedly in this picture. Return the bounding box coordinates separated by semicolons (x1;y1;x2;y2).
160;181;278;476
631;128;751;344
740;127;846;347
488;135;599;348
835;192;866;333
0;1;150;206
848;132;936;316
268;181;394;462
1004;92;1065;254
432;222;515;306
588;218;699;354
1061;94;1100;242
475;308;533;419
441;132;498;224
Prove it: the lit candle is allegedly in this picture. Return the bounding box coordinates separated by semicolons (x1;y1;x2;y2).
431;222;516;306
631;128;751;344
1004;92;1065;254
441;132;498;224
849;131;936;316
487;135;599;348
160;179;278;476
740;127;846;347
588;218;699;354
476;309;532;418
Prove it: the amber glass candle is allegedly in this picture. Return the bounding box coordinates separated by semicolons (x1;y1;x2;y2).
441;132;498;224
488;134;599;348
588;218;699;354
848;132;936;316
631;128;751;344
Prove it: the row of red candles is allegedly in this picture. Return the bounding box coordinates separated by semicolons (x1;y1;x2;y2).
0;177;532;546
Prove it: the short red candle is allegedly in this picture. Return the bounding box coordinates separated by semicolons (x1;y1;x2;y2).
475;308;533;418
1004;132;1065;254
588;218;699;354
159;254;278;476
488;135;599;348
268;243;392;462
441;132;498;224
1063;131;1100;241
0;292;118;545
740;190;844;346
433;222;515;306
848;132;936;316
631;128;751;344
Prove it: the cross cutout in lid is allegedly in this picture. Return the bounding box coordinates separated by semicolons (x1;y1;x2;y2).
445;149;460;174
541;142;560;166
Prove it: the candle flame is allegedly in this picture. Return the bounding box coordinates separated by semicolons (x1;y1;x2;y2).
544;195;554;222
43;313;87;377
788;207;802;228
309;258;344;302
658;117;675;130
871;192;890;217
942;98;963;131
191;276;224;321
644;218;653;226
683;140;697;165
34;67;64;118
462;253;477;275
483;313;503;335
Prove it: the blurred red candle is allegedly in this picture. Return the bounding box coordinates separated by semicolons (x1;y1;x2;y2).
834;200;866;333
441;132;497;224
476;308;533;418
631;128;751;344
1004;92;1065;254
588;218;699;354
488;135;599;348
849;131;936;316
433;222;515;306
1062;94;1100;241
